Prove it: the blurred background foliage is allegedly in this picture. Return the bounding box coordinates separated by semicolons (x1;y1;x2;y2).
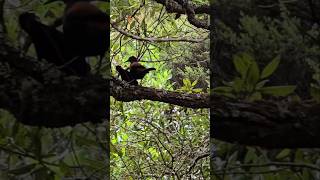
211;0;320;179
0;0;109;179
212;0;320;100
110;0;210;179
3;0;319;179
1;0;210;179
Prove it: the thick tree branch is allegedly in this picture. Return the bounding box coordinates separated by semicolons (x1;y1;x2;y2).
211;99;320;148
110;78;209;108
111;80;320;150
0;43;109;127
153;0;210;29
1;38;320;147
111;74;320;148
154;0;210;14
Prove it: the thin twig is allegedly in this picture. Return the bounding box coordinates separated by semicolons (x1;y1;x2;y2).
111;22;206;43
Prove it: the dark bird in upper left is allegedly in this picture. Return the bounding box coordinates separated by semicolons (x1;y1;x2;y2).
45;0;109;71
19;12;90;76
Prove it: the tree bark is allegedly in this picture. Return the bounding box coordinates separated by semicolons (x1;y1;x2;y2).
211;99;320;148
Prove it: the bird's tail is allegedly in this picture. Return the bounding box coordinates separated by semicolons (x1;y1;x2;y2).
116;66;130;80
19;12;40;33
145;68;156;72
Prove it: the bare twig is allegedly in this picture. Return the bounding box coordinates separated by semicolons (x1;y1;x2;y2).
187;153;209;174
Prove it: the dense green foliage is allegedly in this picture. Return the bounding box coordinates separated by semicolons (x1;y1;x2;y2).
213;0;320;99
2;0;319;179
1;0;210;179
213;52;296;101
110;0;210;179
0;1;109;179
211;0;320;179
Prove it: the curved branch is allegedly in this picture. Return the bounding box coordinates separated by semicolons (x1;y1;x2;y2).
187;153;209;174
111;22;206;43
154;0;210;14
153;0;210;29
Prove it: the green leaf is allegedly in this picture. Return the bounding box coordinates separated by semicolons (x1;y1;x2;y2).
233;77;245;93
148;147;158;158
246;59;260;86
244;147;257;163
58;161;70;175
248;92;262;101
233;53;252;78
261;55;280;79
260;86;296;96
222;80;233;86
45;165;63;178
310;86;320;102
212;86;233;93
76;136;98;148
191;79;198;87
276;149;290;159
294;149;303;162
82;158;106;170
183;78;192;87
256;79;269;89
302;169;311;180
129;20;136;29
211;88;235;97
192;88;202;93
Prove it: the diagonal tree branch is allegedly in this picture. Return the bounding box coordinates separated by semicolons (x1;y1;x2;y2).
111;22;207;43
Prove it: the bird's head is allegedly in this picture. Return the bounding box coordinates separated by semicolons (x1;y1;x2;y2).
126;56;139;63
19;12;38;21
115;65;123;71
19;12;40;30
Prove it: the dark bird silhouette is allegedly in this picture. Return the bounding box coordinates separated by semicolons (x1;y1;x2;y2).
19;12;90;76
45;0;109;70
116;65;138;85
126;56;156;80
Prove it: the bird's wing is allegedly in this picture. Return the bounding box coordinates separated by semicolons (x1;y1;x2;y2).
130;62;146;70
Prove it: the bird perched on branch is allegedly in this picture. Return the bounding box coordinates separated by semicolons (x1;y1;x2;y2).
116;65;138;85
19;12;90;76
126;56;156;80
45;0;109;70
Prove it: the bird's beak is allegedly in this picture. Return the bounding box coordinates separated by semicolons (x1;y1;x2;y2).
44;0;60;5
